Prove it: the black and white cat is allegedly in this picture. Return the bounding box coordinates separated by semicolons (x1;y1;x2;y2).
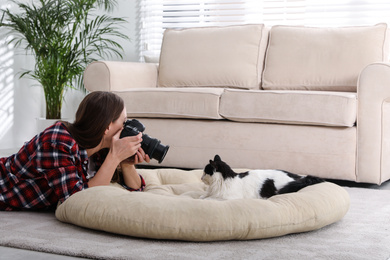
200;155;324;200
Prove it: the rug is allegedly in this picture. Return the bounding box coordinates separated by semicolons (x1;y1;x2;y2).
1;187;389;260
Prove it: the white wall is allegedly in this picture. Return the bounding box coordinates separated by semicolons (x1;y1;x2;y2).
0;0;139;151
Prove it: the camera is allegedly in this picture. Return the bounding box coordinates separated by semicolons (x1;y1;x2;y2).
120;119;169;163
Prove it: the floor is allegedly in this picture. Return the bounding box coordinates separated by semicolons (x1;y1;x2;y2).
0;148;389;259
0;246;84;260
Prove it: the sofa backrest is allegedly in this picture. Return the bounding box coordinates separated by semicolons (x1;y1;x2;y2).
156;23;389;92
158;24;268;90
262;23;389;92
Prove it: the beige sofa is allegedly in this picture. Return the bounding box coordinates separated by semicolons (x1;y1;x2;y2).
84;23;390;184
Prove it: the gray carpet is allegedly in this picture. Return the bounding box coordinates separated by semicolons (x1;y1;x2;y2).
0;187;389;260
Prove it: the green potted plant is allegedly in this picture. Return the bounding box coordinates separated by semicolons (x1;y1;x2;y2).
0;0;129;119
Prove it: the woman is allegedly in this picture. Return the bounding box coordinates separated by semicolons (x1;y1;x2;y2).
0;91;149;211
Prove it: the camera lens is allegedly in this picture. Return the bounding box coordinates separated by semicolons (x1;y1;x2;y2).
151;142;170;163
141;134;170;163
120;119;169;163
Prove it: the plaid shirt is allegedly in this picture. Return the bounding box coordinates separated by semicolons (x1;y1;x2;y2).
0;122;145;211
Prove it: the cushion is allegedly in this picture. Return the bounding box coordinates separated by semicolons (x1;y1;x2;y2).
55;168;350;241
143;55;159;63
158;24;268;89
262;23;389;91
115;88;223;119
220;89;357;127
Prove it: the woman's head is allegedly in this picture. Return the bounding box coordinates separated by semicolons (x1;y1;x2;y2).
67;91;125;149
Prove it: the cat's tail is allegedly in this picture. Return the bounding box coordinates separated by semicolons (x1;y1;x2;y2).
277;175;325;195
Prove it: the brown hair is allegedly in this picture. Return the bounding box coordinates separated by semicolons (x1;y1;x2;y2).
65;91;124;149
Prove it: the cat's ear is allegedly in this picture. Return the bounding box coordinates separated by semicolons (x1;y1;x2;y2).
209;159;216;167
214;155;221;162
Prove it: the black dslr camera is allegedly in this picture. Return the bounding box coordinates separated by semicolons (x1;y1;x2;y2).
120;119;169;163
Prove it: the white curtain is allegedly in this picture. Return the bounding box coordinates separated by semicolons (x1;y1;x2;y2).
140;0;390;59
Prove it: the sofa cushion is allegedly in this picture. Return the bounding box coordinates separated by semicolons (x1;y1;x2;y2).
158;24;268;89
262;23;388;92
114;88;224;119
220;89;357;127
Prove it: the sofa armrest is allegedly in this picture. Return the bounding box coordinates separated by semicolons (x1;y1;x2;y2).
357;62;390;184
84;61;158;92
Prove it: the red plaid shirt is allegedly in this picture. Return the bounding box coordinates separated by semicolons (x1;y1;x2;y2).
0;122;145;211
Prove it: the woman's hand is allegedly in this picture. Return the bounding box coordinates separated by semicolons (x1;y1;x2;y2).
89;130;150;189
110;131;143;164
122;147;151;166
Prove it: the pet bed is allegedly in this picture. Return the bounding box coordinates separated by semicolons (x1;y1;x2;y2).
55;168;350;241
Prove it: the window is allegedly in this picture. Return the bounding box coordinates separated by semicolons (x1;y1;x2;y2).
0;3;14;139
140;0;390;60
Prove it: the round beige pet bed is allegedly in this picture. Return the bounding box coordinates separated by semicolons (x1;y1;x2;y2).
55;168;350;241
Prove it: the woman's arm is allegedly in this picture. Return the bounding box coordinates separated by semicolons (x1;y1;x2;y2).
120;149;150;189
88;133;142;188
87;152;121;187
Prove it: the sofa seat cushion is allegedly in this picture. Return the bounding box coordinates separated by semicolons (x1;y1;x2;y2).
115;88;224;119
158;24;268;89
262;23;389;92
220;89;357;127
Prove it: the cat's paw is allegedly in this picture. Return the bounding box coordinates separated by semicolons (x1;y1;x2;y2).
200;194;214;200
199;195;207;199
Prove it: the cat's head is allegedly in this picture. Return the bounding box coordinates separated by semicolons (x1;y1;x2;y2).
201;155;236;184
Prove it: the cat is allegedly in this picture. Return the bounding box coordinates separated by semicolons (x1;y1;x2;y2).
200;155;324;200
